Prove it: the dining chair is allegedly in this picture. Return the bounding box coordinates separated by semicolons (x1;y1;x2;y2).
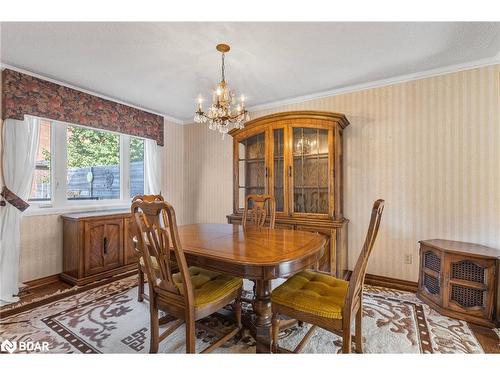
270;199;385;353
241;194;276;304
131;194;171;302
242;194;276;229
131;198;243;353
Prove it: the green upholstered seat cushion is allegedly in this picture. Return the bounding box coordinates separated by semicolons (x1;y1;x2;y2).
139;256;178;273
271;270;349;319
173;266;243;307
139;256;160;270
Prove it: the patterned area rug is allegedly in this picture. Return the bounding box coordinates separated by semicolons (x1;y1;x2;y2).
0;276;489;353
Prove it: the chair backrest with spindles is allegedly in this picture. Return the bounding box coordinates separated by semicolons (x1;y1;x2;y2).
242;194;276;229
130;195;167;254
344;199;385;316
131;198;194;307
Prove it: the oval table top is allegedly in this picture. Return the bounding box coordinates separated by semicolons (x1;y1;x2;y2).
177;223;327;280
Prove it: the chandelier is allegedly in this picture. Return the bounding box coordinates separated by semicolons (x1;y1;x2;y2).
194;43;249;136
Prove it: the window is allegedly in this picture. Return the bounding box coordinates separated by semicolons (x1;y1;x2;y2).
29;120;52;201
66;125;121;201
28;118;148;211
130;137;145;197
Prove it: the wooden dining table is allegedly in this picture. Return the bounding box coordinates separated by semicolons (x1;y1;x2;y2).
176;223;327;353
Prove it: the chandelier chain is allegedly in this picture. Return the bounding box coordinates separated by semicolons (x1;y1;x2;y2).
221;53;225;82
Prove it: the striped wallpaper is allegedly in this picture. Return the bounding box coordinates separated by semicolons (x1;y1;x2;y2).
163;120;187;225
182;123;233;225
180;65;500;282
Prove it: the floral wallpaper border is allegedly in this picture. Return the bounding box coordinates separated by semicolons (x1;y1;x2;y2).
1;69;164;145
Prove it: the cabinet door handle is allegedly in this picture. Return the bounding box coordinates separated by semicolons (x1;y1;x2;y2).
103;237;108;255
288;166;292;177
265;167;268;178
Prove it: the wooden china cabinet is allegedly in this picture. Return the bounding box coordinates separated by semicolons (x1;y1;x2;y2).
227;111;350;277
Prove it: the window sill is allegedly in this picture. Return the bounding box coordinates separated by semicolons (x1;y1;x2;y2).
23;202;131;217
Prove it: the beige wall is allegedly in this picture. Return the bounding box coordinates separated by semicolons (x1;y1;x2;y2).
183;123;233;224
163;119;187;225
181;65;500;282
19;215;62;281
14;64;500;283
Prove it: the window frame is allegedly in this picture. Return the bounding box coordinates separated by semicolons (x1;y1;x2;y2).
26;117;147;216
29;118;55;203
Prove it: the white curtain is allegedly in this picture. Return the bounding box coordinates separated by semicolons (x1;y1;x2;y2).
144;138;163;195
0;116;40;305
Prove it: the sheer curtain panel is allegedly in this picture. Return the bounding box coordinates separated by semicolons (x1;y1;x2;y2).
144;138;163;195
0;116;40;305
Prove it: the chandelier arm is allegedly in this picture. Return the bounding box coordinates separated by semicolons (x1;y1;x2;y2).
227;113;245;120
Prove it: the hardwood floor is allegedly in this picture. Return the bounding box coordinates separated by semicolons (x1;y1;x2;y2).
19;279;73;304
0;279;73;319
0;271;136;319
470;324;500;353
1;275;498;353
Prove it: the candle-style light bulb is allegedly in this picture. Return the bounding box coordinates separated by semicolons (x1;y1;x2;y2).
197;96;203;111
240;95;246;110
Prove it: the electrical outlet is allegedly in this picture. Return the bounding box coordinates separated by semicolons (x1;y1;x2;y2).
404;254;413;264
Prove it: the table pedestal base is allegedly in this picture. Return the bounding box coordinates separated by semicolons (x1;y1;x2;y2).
252;280;273;353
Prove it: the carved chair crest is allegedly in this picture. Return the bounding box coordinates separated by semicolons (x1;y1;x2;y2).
242;194;276;229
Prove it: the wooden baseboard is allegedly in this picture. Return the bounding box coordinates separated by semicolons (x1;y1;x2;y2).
364;273;418;293
20;274;61;292
60;264;137;286
21;264;137;291
344;271;418;293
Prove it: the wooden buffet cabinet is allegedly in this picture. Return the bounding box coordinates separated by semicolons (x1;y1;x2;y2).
418;239;500;327
61;210;138;285
227;111;350;277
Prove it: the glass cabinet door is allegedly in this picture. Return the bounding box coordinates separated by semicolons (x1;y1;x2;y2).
238;132;266;210
292;127;329;214
273;128;285;212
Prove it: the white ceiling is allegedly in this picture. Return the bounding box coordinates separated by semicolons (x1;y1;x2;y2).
1;22;499;121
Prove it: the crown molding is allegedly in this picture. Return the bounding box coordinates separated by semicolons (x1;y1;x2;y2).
247;54;500;113
0;63;184;125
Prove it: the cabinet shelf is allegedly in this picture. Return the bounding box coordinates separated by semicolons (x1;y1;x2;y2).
293;153;328;159
293;186;328;191
239;158;265;163
294;186;328;189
